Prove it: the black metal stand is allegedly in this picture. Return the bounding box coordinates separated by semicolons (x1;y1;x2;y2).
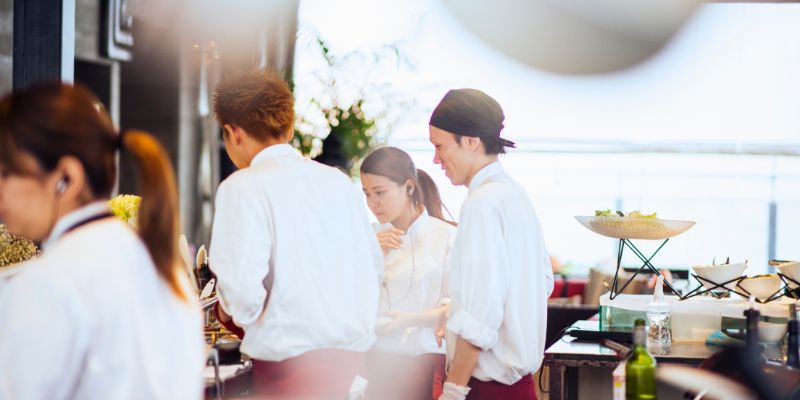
736;286;786;304
779;273;800;301
682;273;795;303
734;274;790;304
609;238;683;300
681;275;749;300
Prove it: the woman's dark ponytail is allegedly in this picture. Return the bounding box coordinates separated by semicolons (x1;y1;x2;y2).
416;169;454;225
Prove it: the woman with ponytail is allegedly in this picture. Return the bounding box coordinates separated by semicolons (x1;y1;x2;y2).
0;82;204;399
360;146;457;400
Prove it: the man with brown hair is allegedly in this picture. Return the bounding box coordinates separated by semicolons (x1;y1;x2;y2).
209;70;383;398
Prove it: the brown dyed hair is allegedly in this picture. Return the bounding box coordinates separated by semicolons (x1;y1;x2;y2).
0;82;187;300
361;147;455;225
213;69;295;142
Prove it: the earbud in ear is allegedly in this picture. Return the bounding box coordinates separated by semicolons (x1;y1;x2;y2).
56;178;68;195
407;185;414;196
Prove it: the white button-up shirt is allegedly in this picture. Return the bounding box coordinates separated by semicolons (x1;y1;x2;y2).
210;144;383;362
0;202;206;400
445;161;554;385
373;210;456;355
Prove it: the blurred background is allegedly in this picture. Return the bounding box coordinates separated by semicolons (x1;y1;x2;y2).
292;0;800;278
2;0;799;279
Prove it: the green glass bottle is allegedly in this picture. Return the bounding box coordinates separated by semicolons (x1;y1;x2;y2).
626;318;657;400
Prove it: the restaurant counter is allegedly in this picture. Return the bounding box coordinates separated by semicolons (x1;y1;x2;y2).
543;320;785;400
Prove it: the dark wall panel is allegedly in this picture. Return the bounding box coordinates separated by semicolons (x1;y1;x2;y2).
118;21;180;195
0;0;12;94
12;0;62;90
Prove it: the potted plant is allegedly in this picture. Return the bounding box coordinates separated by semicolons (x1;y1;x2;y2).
292;36;416;176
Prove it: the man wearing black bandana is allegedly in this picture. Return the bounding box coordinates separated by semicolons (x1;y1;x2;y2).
430;89;554;400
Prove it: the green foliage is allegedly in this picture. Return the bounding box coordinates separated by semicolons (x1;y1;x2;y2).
291;129;319;159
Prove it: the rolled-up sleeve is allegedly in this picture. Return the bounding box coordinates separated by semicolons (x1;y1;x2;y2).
446;203;510;351
209;178;272;327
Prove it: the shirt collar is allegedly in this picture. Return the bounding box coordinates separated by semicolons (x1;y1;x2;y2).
468;161;504;194
378;208;430;237
41;201;112;251
405;208;430;237
250;144;300;167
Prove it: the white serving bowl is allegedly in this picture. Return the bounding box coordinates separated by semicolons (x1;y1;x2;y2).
738;274;783;302
758;321;787;344
575;216;695;240
692;263;747;292
777;262;800;289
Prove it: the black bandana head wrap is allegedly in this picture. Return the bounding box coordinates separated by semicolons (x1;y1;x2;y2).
429;88;516;149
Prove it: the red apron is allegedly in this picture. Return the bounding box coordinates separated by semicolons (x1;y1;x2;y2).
251;349;365;399
214;304;365;399
466;374;537;400
365;351;446;400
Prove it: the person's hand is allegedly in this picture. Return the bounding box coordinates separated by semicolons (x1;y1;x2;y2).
438;382;470;400
435;304;449;348
647;269;674;290
379;311;419;333
215;303;232;323
376;227;404;251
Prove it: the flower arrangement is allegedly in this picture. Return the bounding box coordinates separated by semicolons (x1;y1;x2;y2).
0;224;39;267
108;194;142;230
292;36;416;176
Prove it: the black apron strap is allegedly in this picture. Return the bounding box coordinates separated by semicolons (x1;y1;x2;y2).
63;212;115;235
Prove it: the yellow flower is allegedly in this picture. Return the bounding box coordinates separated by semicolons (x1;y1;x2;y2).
108;194;142;230
0;224;39;267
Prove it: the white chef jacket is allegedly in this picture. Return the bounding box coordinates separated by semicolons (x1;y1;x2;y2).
0;202;205;400
210;144;383;362
373;210;456;355
445;161;554;385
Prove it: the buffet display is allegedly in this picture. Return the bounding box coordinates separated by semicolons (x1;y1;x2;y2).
575;210;696;300
577;210;800;304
